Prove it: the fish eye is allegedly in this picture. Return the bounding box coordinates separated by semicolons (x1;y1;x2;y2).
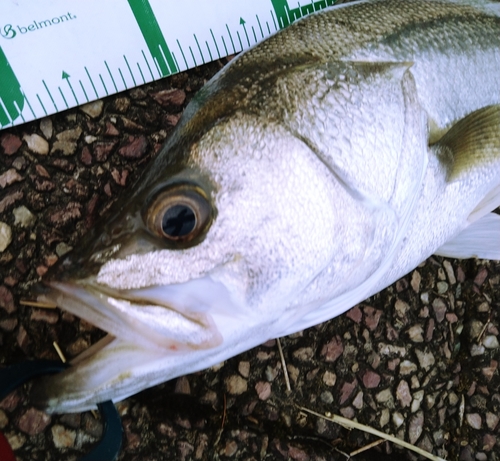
144;184;212;246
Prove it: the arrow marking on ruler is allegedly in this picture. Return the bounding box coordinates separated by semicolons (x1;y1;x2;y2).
239;18;250;47
62;71;79;105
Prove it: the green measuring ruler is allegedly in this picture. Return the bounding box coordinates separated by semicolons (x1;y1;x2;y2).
0;0;336;129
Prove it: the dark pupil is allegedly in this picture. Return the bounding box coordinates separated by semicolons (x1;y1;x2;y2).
162;205;196;237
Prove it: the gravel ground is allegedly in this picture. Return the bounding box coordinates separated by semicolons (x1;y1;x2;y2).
0;55;500;461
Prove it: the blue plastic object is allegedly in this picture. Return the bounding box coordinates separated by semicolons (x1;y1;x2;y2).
0;360;123;461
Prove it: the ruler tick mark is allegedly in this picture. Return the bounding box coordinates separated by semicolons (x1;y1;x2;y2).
42;80;58;111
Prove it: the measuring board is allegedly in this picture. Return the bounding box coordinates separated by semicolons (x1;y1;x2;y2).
0;0;337;130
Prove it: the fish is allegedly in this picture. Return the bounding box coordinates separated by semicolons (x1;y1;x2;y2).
34;0;500;413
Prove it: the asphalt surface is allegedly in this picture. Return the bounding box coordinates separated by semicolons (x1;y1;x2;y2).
0;56;499;461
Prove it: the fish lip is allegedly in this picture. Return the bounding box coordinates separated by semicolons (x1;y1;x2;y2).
40;276;225;353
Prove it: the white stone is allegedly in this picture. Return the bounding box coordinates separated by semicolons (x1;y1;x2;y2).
13;206;36;228
0;222;12;252
23;133;49;155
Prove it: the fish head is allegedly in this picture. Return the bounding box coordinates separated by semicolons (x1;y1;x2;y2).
33;59;425;413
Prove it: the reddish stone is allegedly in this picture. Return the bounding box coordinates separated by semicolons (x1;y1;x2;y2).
0;285;15;313
150;88;186;109
93;140;118;162
163;113;181;126
339;379;357;405
49;202;82;227
346;305;362;323
362;370;381;389
33;177;55;191
0;168;23;188
111;168;129;186
17;408;51;435
483;434;496;451
118;135;148;159
474;266;488;287
0;190;23;213
363;305;382;331
288;445;310;461
80;145;93;165
35;164;50;178
1;133;22;155
321;335;343;363
104;121;120;136
0;390;21;411
17;325;30;351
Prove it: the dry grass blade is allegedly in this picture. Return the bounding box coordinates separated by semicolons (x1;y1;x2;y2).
20;299;58;309
276;337;292;392
52;341;67;363
298;406;446;461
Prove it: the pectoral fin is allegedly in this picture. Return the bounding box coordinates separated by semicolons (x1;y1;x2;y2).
435;212;500;260
435;104;500;182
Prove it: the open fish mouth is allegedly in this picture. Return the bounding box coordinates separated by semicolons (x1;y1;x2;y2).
31;277;233;413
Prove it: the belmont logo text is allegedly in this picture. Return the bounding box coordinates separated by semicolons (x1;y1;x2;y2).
1;12;76;39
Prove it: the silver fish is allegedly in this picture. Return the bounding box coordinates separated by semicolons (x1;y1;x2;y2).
35;0;500;413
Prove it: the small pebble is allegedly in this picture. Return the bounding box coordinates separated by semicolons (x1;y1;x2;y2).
1;133;22;154
255;381;272;400
443;260;456;284
0;168;23;188
339;380;357;405
411;390;424;412
293;347;314;361
321;335;343;362
375;388;393;406
56;242;73;257
432;298;447;322
395;299;410;317
411;270;421;292
320;390;333;404
407;324;424;342
238;361;250;378
118;135;148;159
436;281;448;294
482;335;499;349
352;391;363;409
0;222;12;252
17;408;51;435
6;432;26;450
415;349;435;370
396;380;412;407
466;413;482;430
399;360;417;375
323;370;336;386
393;411;405;428
477;302;490;313
486;412;499;431
13;206;36;228
51;424;76;448
362;370;380;388
23;133;49;155
470;344;485;356
80;100;104;118
0;286;15;313
448;392;459;406
409;411;424;444
39;118;53;139
225;375;247;395
174;376;191;395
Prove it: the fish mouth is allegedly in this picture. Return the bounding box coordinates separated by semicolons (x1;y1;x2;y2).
31;277;230;413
